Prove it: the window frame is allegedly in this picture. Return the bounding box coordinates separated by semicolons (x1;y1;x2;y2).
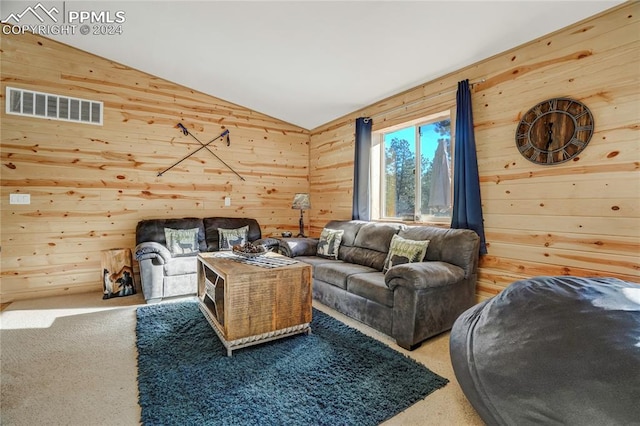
5;86;103;125
371;109;455;225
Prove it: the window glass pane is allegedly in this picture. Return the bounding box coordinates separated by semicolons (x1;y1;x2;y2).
91;102;101;123
373;112;453;223
23;92;33;114
59;98;69;119
35;93;46;116
9;89;21;113
70;99;80;120
419;119;452;220
383;127;416;220
81;101;90;121
47;95;57;117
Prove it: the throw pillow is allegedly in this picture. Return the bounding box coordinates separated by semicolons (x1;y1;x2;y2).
218;226;249;251
316;228;344;259
164;228;200;256
383;234;430;273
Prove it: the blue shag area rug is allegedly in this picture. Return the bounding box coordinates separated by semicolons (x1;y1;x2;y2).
136;301;448;425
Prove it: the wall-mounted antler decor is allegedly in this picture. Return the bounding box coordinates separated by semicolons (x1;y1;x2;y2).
157;123;245;180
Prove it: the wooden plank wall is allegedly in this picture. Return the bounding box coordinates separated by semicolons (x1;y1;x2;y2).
308;3;639;300
0;28;310;301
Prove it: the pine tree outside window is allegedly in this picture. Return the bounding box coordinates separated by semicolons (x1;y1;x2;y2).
371;111;453;223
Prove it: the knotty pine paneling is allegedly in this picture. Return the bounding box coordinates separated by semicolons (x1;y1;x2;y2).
1;29;310;301
308;3;640;300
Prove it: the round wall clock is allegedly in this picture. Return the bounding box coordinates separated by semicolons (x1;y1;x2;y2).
515;97;594;165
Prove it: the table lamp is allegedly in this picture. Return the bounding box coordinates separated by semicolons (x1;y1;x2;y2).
291;193;311;237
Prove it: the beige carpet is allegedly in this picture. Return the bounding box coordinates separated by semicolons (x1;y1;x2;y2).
0;291;483;425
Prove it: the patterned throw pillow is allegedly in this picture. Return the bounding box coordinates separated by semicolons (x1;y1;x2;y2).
316;228;344;259
164;228;199;256
383;234;430;273
218;226;249;251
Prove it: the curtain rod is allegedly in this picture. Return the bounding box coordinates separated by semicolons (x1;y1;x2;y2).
363;78;485;122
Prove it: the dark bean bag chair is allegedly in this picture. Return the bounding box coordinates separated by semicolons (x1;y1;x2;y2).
450;276;640;426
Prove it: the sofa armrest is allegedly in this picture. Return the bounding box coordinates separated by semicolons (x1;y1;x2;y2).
277;237;318;258
135;242;172;264
385;261;465;291
254;237;280;251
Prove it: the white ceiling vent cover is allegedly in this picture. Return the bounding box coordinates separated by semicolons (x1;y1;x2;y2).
6;87;103;126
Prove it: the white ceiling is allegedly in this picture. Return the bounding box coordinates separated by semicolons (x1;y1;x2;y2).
4;1;624;130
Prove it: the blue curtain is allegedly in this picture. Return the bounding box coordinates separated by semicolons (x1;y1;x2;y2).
452;80;487;254
353;117;372;220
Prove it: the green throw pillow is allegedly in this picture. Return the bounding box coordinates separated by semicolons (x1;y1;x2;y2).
316;228;344;259
164;228;199;256
383;234;430;273
218;226;249;251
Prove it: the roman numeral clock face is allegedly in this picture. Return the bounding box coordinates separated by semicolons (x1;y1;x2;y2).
516;98;594;165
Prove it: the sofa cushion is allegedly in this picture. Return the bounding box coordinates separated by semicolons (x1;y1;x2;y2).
204;217;261;251
313;261;378;290
322;220;365;247
354;222;403;252
341;222;402;271
347;272;394;308
218;225;249;251
382;234;430;273
398;227;479;278
294;256;336;267
164;227;200;256
316;228;344;259
163;256;198;277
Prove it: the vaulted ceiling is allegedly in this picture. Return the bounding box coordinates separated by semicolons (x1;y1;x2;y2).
11;0;624;130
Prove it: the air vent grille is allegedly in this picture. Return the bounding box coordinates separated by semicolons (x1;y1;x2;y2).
6;87;103;125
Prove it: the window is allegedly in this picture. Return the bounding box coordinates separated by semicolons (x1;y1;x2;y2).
5;87;103;125
371;111;453;223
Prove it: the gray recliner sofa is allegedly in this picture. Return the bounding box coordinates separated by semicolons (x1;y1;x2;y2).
278;220;480;350
134;217;263;303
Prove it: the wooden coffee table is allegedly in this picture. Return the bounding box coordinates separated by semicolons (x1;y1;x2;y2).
197;252;312;356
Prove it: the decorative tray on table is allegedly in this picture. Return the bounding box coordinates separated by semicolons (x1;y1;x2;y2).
232;242;267;258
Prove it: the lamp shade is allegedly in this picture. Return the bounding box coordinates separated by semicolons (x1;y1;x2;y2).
291;193;311;210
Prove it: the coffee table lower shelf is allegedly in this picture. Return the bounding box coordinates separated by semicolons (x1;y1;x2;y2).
198;301;311;357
